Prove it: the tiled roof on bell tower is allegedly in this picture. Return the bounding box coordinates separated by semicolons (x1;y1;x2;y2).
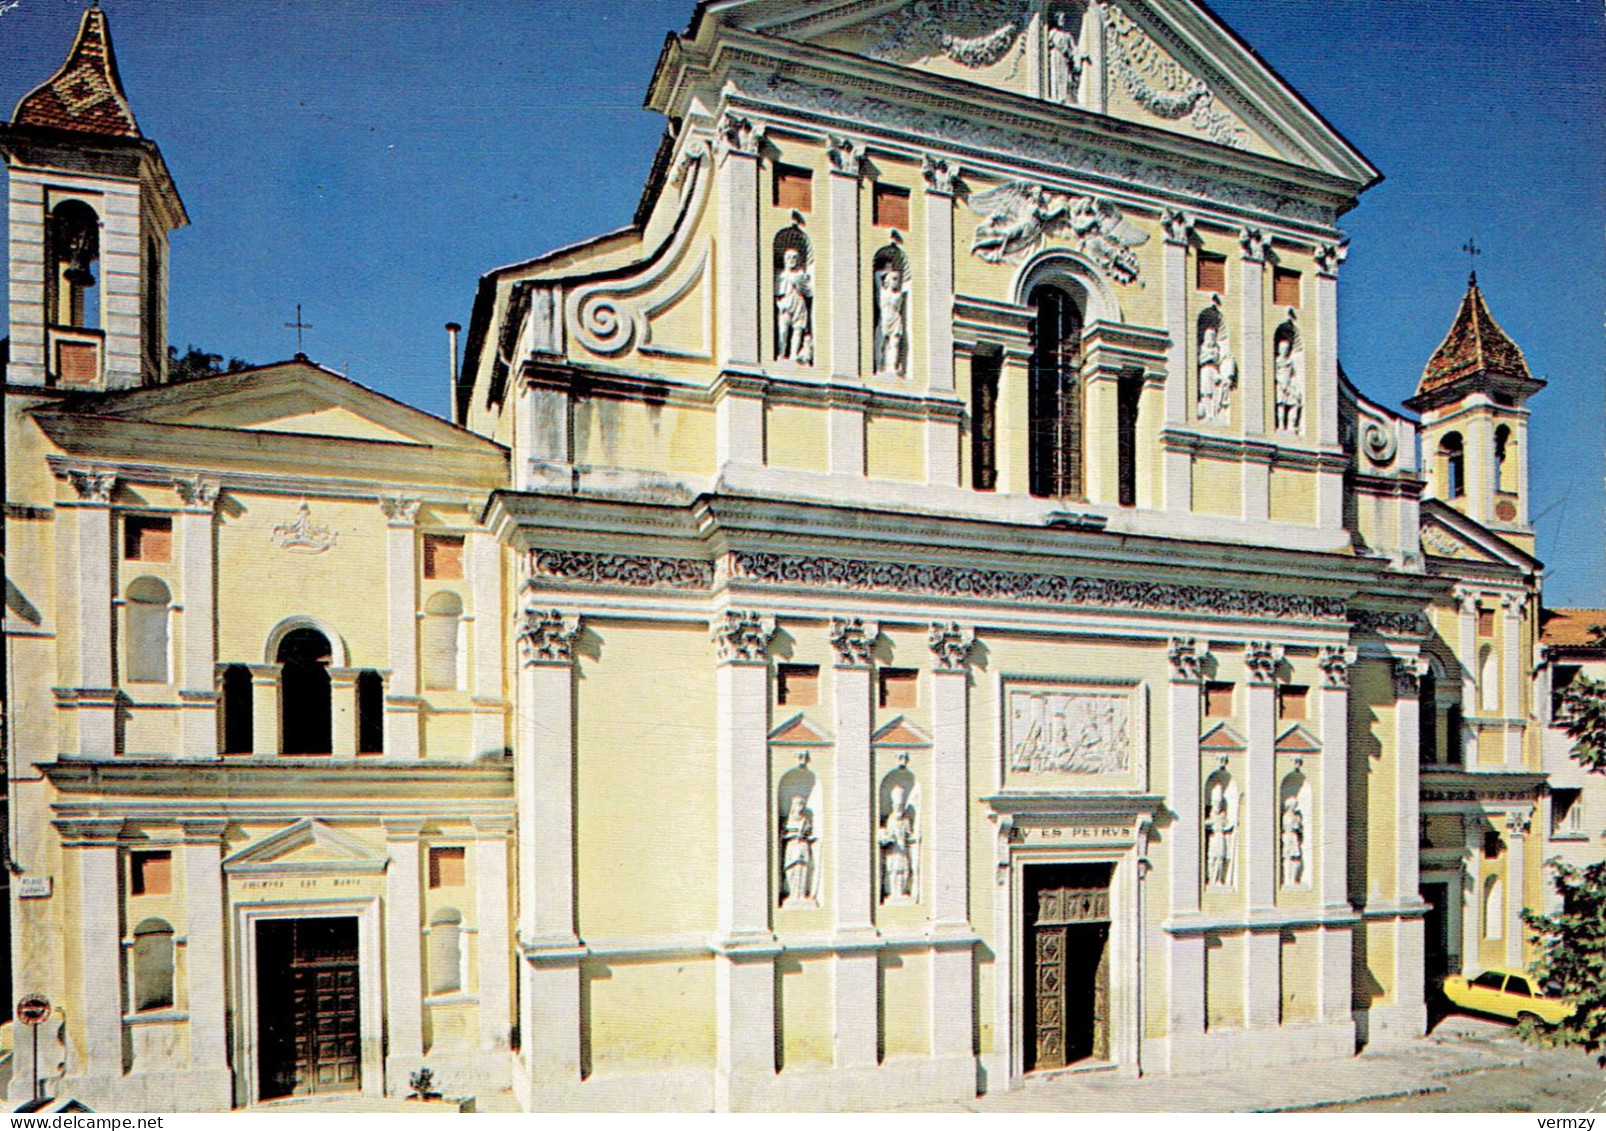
11;3;141;139
1416;273;1534;397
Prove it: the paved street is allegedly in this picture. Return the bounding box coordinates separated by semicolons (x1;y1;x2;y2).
900;1017;1605;1114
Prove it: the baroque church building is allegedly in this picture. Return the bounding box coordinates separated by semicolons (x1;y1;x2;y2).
1;0;1593;1113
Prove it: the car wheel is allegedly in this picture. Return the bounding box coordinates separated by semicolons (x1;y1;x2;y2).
1517;1011;1543;1027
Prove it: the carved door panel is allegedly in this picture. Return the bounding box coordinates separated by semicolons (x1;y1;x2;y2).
1026;870;1111;1073
258;918;361;1100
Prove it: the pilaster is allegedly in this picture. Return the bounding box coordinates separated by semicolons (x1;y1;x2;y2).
922;156;960;486
717;114;762;370
383;819;425;1088
928;622;976;1061
1316;645;1355;1025
472;818;514;1056
829;615;878;1070
328;667;359;759
382;496;422;760
1504;810;1529;969
179;820;232;1104
56;818;125;1079
1391;658;1426;904
67;470;116;757
1165;636;1207;1045
1502;594;1525;768
248;664;281;756
1460;819;1482;976
468;532;506;760
1238;229;1267;437
711;610;778;1107
1160;212;1193;514
826;136;863;383
1454;588;1478;763
175;477;220;760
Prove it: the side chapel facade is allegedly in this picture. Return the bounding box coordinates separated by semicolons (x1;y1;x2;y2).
1;0;1594;1113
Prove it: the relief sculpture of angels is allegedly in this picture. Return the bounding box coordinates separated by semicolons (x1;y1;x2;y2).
967;182;1148;284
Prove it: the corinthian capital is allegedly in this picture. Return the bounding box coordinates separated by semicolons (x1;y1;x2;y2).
1318;644;1355;689
67;468;116;505
921;154;960;195
1246;641;1282;685
174;475;221;511
1168;637;1208;684
828;616;880;669
712;610;776;665
928;622;976;673
519;607;583;667
1315;240;1349;278
1161;208;1196;247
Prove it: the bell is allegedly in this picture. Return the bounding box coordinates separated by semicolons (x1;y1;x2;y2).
64;264;95;288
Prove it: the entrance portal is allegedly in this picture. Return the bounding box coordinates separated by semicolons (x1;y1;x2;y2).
1024;863;1112;1072
256;917;361;1100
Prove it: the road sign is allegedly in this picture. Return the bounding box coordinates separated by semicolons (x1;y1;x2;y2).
16;994;50;1027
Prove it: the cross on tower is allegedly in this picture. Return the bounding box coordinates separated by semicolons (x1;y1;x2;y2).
284;304;313;354
1462;238;1482;283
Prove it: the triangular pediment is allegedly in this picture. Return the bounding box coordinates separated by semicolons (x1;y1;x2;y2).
769;714;834;744
705;0;1375;181
223;819;387;875
52;360;502;453
872;716;932;747
1420;500;1540;572
1276;724;1321;754
1200;722;1246;751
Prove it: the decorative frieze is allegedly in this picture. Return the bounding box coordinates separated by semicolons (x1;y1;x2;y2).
1420;526;1462;558
711;610;776;665
1349;608;1429;638
1317;645;1354;688
748;76;1333;225
928;622;977;672
860;0;1031;69
1102;5;1248;149
519;607;583;667
530;549;713;590
66;468;116;504
727;551;1347;622
828;616;881;669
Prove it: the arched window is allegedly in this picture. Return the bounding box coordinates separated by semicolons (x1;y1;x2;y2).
133;918;175;1012
428;907;464;995
125;577;172;684
357;670;385;755
48;199;100;330
422;592;464;692
278;627;333;755
1440;432;1465;499
1495;425;1516;493
221;664;254;754
1483;876;1504;940
1479;645;1499;713
1028;283;1084;499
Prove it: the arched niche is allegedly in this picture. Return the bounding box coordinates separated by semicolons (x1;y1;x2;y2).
777;759;821;907
877;761;921;904
264;615;349;669
1203;760;1240;890
1278;765;1312;888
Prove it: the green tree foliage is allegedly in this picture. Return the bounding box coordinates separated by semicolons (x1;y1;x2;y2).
1521;622;1606;1064
166;344;250;384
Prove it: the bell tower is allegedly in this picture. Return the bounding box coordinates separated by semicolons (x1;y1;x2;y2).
1406;273;1545;554
1;2;187;390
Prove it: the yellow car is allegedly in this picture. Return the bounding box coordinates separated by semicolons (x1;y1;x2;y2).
1440;968;1576;1026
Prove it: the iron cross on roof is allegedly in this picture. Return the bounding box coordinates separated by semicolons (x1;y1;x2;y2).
284;304;313;354
1463;238;1482;283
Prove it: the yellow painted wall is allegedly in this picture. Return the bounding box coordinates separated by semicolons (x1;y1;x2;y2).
777;954;833;1070
584;958;716;1072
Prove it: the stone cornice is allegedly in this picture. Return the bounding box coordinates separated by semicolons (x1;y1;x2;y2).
41;760;514;808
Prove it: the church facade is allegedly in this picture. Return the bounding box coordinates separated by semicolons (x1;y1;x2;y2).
0;0;1591;1113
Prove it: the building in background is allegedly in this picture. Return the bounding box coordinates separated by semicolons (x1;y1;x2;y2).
0;0;1595;1113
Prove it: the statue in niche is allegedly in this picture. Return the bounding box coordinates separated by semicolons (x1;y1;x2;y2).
775;238;815;365
873;255;910;378
1045;4;1089;106
1281;795;1306;886
1196;320;1238;422
879;784;919;903
1273;331;1304;433
780;795;818;906
1204;774;1238;887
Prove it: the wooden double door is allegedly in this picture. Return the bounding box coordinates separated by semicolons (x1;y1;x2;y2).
257;917;361;1100
1025;864;1112;1072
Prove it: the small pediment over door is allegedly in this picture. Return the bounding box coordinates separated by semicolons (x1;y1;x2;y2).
223;819;388;876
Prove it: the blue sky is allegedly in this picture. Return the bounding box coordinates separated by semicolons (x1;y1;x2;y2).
1;0;1602;604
